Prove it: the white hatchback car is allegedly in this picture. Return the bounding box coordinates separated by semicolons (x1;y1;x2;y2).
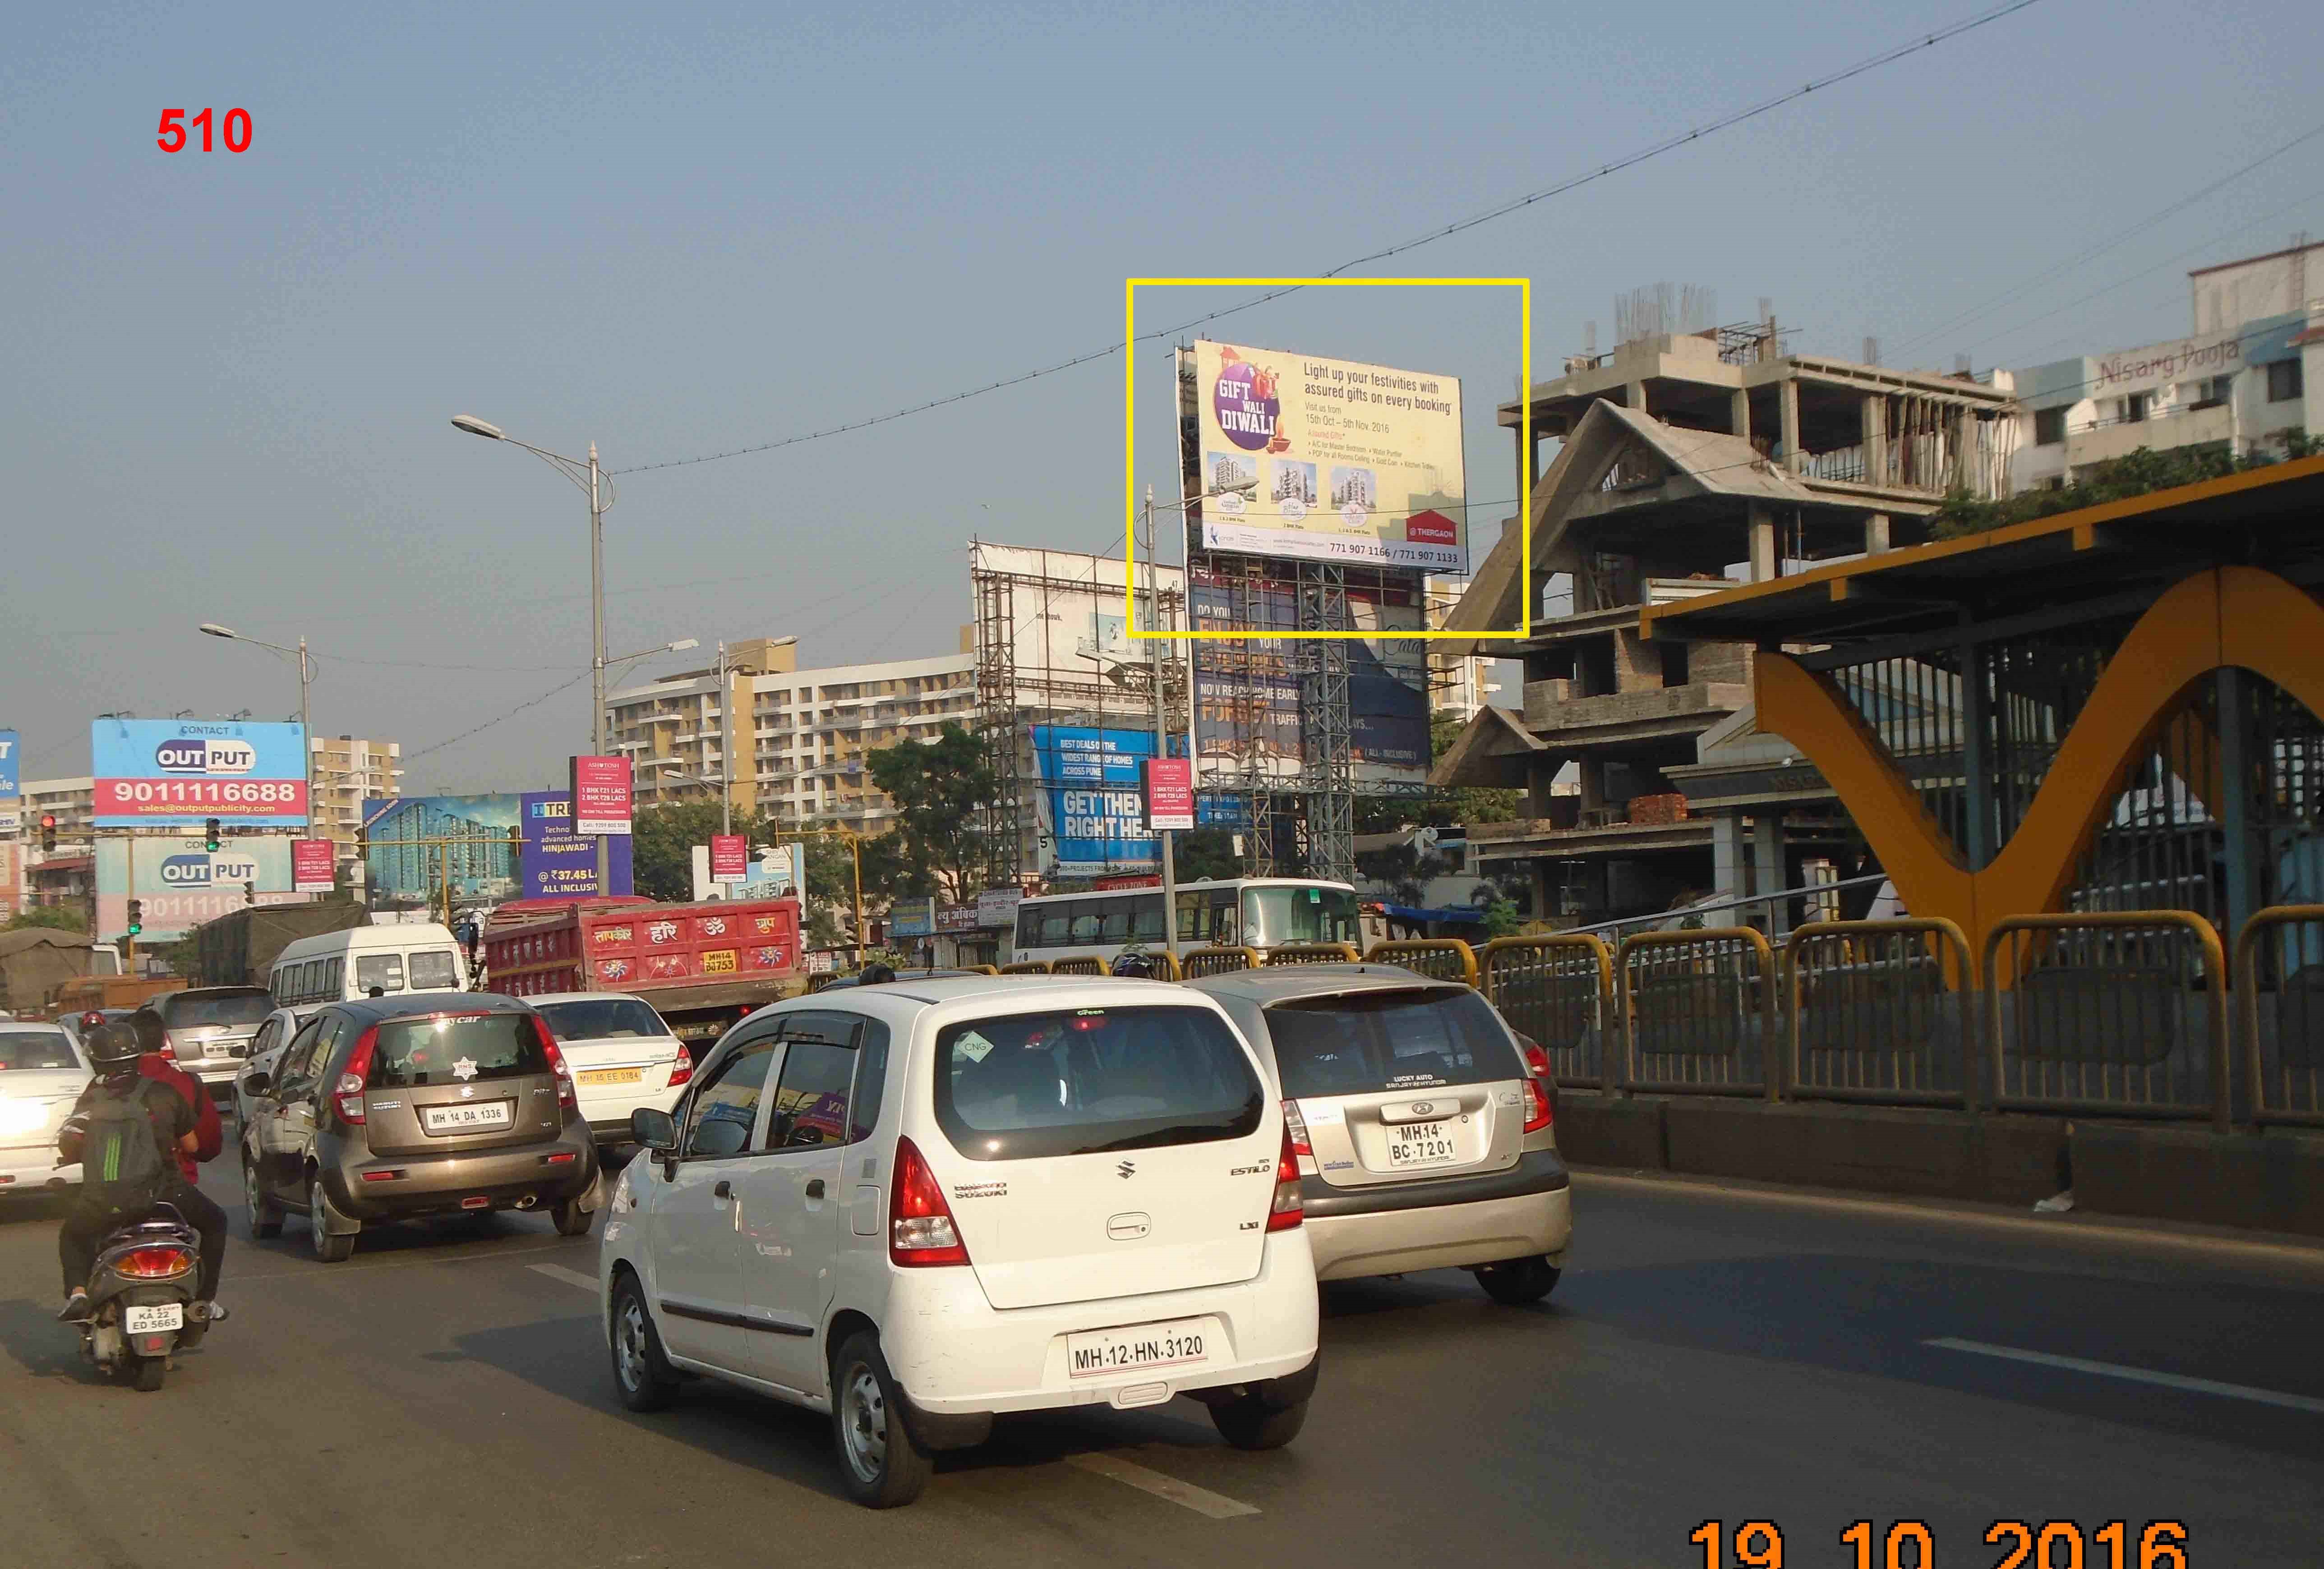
0;1023;92;1198
527;992;693;1146
597;975;1320;1508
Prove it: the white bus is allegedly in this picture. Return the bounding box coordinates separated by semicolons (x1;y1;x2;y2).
269;922;470;1006
1010;877;1361;967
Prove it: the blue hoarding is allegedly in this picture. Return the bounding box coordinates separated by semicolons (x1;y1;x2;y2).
363;792;633;906
0;728;17;800
1031;726;1162;877
519;791;633;899
92;718;309;828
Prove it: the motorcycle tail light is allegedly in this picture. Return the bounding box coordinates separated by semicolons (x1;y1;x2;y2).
115;1245;194;1279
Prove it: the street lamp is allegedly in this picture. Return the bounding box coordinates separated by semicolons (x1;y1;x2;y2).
198;623;314;826
452;414;614;887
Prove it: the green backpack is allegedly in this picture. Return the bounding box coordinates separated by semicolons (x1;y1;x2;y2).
79;1080;173;1218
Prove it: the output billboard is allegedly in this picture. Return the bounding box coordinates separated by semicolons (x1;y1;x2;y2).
1190;340;1465;572
93;833;305;942
92;719;309;828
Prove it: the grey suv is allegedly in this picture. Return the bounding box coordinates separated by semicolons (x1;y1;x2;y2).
237;992;603;1261
1187;966;1571;1304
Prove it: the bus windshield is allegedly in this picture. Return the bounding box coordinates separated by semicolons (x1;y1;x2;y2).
1242;885;1360;947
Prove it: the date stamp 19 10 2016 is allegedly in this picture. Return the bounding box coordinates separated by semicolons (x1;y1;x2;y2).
1690;1518;2190;1568
157;109;251;153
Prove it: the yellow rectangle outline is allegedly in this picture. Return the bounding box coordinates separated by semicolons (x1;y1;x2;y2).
1124;276;1531;640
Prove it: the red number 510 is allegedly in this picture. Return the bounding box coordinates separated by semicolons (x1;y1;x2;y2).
157;109;252;153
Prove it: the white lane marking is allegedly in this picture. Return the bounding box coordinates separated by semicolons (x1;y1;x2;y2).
1063;1451;1260;1518
1926;1337;2324;1414
530;1263;600;1292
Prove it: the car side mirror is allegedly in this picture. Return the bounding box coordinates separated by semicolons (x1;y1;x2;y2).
242;1071;272;1097
630;1106;678;1152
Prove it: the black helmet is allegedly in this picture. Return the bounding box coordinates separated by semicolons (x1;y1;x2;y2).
129;1007;167;1054
858;962;897;986
1110;952;1155;980
86;1022;144;1075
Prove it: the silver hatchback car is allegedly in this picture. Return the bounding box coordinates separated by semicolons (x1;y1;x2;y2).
1186;966;1571;1304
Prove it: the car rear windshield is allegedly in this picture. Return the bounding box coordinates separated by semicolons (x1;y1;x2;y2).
1263;988;1526;1099
365;1012;548;1088
0;1029;79;1071
933;1005;1261;1161
536;998;668;1041
161;991;273;1029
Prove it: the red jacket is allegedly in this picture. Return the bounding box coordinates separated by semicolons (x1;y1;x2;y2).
138;1054;221;1183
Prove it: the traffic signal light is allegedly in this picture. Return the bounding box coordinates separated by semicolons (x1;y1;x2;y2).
40;813;56;851
204;817;221;852
125;899;143;937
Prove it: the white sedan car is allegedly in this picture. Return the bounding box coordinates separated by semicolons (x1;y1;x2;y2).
529;992;694;1146
0;1024;92;1198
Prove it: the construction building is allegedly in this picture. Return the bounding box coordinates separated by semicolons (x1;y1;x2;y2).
1435;300;2019;927
309;735;402;868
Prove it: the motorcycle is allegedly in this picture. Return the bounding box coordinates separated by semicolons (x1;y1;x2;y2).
76;1203;205;1392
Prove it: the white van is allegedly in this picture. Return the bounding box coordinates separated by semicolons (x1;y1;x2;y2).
598;975;1320;1508
270;923;470;1006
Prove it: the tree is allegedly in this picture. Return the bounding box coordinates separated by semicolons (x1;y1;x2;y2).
1171;829;1241;883
630;802;768;902
1354;710;1524;833
864;723;994;904
5;905;87;934
1933;433;2324;539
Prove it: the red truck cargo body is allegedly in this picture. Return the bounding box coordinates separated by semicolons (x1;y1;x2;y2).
486;897;803;998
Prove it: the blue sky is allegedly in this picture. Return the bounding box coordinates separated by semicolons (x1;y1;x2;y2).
4;0;2318;791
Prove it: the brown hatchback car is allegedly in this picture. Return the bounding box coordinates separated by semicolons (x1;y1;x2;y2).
236;992;604;1261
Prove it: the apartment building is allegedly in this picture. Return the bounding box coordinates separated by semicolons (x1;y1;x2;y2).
1436;316;2017;926
607;637;978;835
311;735;403;860
18;776;97;913
2011;242;2320;493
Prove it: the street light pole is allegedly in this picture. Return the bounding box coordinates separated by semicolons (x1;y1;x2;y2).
1146;486;1180;966
197;623;315;831
589;442;609;893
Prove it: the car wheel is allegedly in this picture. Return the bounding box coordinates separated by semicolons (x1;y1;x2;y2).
609;1273;679;1413
243;1147;282;1239
551;1198;592;1237
133;1355;166;1393
1209;1390;1309;1450
309;1173;355;1263
1473;1255;1561;1306
829;1330;933;1508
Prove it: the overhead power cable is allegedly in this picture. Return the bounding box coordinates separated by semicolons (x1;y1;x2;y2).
611;0;2045;477
401;671;592;762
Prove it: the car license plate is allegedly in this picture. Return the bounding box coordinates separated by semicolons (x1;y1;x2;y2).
1384;1118;1458;1169
421;1101;515;1134
124;1303;183;1334
576;1068;641;1086
1066;1317;1210;1380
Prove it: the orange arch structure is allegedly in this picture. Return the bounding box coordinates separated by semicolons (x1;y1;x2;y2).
1755;566;2324;980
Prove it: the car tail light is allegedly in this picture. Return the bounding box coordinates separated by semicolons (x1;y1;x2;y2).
335;1026;378;1125
115;1244;194;1279
1281;1098;1312;1158
888;1136;969;1267
665;1043;694;1090
1514;1031;1555;1134
532;1018;579;1113
1266;1120;1304;1232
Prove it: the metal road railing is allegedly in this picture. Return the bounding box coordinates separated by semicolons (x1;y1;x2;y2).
1478;934;1616;1091
1049;955;1110;976
1363;939;1479;987
1786;918;1975;1109
2235;904;2324;1128
1181;945;1262;979
997;959;1052;975
1985;912;2230;1133
1562;873;1889;947
1617;928;1779;1100
1265;943;1363;966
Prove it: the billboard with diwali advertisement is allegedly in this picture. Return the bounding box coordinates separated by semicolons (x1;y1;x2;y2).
1190;340;1465;572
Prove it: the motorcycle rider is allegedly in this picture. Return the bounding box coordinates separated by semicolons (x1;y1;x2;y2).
126;1006;225;1179
54;1022;230;1326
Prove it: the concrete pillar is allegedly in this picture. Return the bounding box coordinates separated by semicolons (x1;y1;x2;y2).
1864;512;1892;555
1955;407;1978;493
1862;393;1888;484
1780;378;1802;474
1748;504;1778;583
1626;381;1650;416
1530;861;1552;925
1752;814;1787;937
1730;387;1751;442
1712;812;1746;905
